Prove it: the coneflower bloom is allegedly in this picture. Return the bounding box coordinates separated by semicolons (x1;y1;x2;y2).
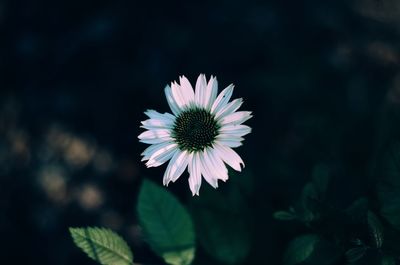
138;74;252;195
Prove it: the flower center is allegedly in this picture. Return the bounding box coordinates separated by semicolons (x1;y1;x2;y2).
172;108;220;152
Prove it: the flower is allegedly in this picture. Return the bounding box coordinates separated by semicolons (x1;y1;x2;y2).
138;74;252;195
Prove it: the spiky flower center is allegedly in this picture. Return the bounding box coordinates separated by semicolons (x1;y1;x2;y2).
172;108;220;152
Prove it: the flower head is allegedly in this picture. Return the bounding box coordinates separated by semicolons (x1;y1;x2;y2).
138;74;252;195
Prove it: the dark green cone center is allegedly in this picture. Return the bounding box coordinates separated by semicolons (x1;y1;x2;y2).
172;108;219;152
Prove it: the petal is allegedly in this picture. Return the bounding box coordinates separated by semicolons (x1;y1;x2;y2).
215;137;243;148
219;124;252;137
138;129;173;144
219;111;252;126
208;148;228;181
217;134;245;141
138;136;173;144
146;143;178;167
214;143;244;171
141;141;174;161
171;81;187;109
164;85;181;115
199;151;219;188
144;109;175;121
204;147;228;181
206;76;218;109
171;76;195;109
195;74;207;107
215;98;243;120
163;150;190;186
138;129;171;140
141;116;175;130
195;74;218;109
211;84;234;115
188;152;202;196
178;75;195;104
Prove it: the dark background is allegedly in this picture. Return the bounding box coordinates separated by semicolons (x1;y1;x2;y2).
1;0;400;264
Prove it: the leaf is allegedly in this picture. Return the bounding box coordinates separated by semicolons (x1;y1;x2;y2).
307;238;342;265
292;165;330;225
377;141;400;230
137;180;195;265
284;234;341;265
345;247;367;263
301;183;318;203
296;183;317;222
273;211;296;221
190;184;251;264
284;234;319;265
69;227;133;265
367;211;384;248
162;248;195;265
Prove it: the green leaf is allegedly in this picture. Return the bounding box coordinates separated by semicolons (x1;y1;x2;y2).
69;227;133;265
284;234;319;265
273;210;296;221
367;211;384;248
345;247;367;263
137;180;195;265
190;184;251;264
284;234;341;265
297;183;317;222
162;248;195;265
377;141;400;230
301;183;318;202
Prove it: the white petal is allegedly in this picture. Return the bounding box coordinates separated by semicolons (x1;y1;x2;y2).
199;151;219;188
219;111;252;126
217;134;244;141
194;74;207;107
170;76;195;109
219;124;252;137
178;76;195;104
163;150;190;186
170;81;187;108
206;76;218;109
204;147;228;181
138;137;173;144
209;148;228;181
188;152;202;196
138;129;173;144
195;75;218;109
141;141;174;161
211;84;234;115
138;129;171;140
146;143;178;167
214;143;244;171
144;109;175;121
215;98;243;120
164;85;180;115
141;116;175;130
215;138;243;147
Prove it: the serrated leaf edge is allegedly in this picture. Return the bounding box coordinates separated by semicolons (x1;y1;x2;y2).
69;227;133;265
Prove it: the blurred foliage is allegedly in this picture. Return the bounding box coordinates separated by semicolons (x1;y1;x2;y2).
377;141;400;230
273;141;400;265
